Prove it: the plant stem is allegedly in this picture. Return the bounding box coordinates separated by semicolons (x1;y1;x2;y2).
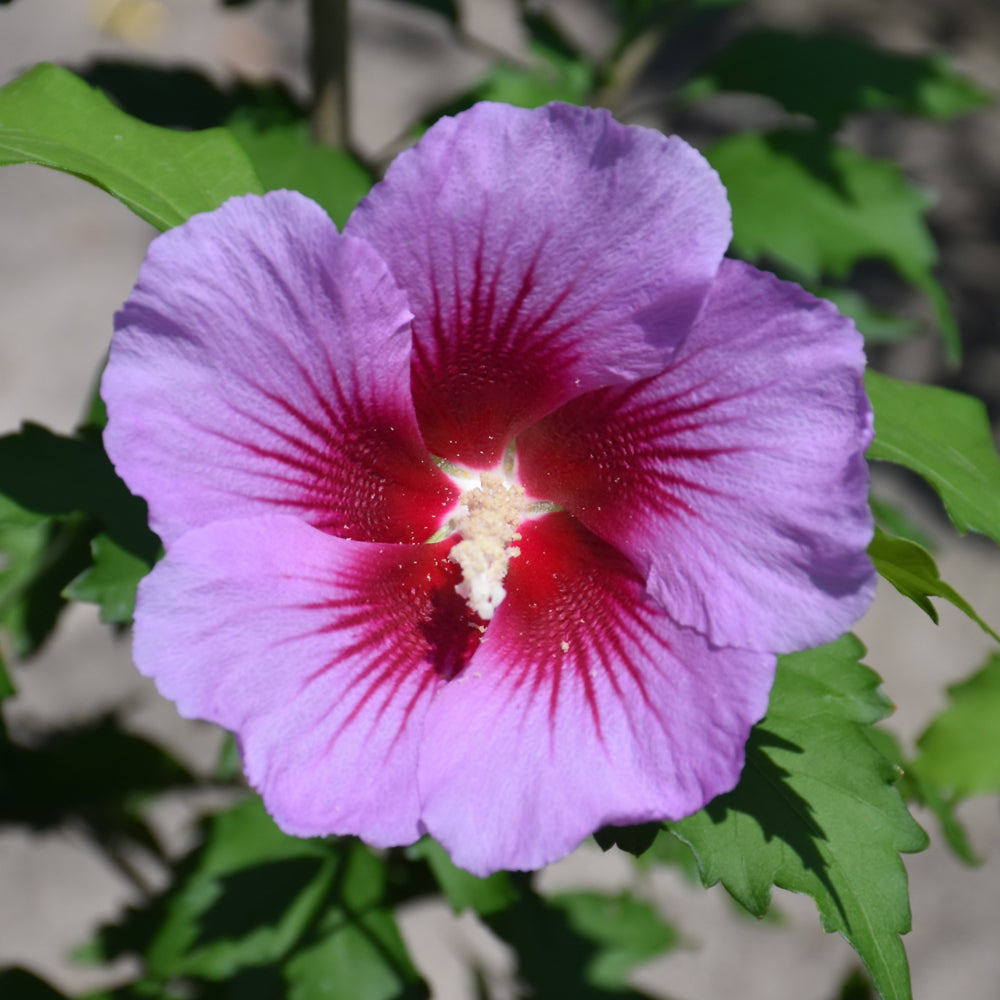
309;0;350;148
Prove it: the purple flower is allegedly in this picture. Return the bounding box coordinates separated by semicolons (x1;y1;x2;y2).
102;102;875;876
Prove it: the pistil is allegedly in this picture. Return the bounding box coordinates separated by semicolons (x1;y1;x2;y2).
448;472;526;620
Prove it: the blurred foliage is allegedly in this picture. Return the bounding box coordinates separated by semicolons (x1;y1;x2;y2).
0;3;997;1000
914;654;1000;802
686;30;991;131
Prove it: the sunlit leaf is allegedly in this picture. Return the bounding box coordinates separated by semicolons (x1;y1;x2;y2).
869;528;999;640
913;653;1000;800
688;30;991;130
866;371;1000;546
669;636;927;1000
0;63;263;230
708;130;959;360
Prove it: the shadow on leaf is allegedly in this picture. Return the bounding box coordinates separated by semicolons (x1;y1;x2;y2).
703;727;848;924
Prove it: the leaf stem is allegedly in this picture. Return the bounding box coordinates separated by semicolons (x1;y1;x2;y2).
309;0;350;148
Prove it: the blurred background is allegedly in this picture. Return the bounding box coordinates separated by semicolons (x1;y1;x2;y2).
1;1;998;997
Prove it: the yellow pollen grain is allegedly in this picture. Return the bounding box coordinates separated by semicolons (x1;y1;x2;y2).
449;472;526;620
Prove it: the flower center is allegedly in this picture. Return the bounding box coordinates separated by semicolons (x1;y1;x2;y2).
448;472;526;620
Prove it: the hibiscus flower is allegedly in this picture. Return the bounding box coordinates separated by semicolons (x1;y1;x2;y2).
102;102;875;876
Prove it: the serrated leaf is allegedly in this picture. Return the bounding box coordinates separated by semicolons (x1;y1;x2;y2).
549;892;679;990
688;30;991;130
866;371;1000;545
228;117;372;227
668;636;927;1000
63;533;154;624
869;527;999;640
408;837;519;916
866;726;979;866
913;653;1000;800
0;63;263;230
708;130;959;360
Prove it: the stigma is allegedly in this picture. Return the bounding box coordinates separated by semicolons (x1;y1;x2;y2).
448;472;526;620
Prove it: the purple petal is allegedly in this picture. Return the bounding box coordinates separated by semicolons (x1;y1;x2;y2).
134;515;482;845
518;259;875;653
347;102;731;468
418;513;774;876
103;191;456;547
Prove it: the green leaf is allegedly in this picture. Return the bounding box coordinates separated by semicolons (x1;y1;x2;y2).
408;837;519;916
688;30;991;131
708;130;959;360
485;888;664;999
868;496;934;551
95;796;425;997
0;507;95;658
593;821;662;858
63;533;154;624
0;968;71;1000
284;843;428;1000
668;636;927;1000
0;63;263;230
869;527;999;640
866;726;979;866
479;41;593;108
810;286;918;344
0;714;195;862
425;40;593;124
142;797;336;981
394;0;458;23
0;424;157;561
913;653;1000;800
228;116;372;228
0;654;13;700
866;370;1000;545
548;892;679;991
